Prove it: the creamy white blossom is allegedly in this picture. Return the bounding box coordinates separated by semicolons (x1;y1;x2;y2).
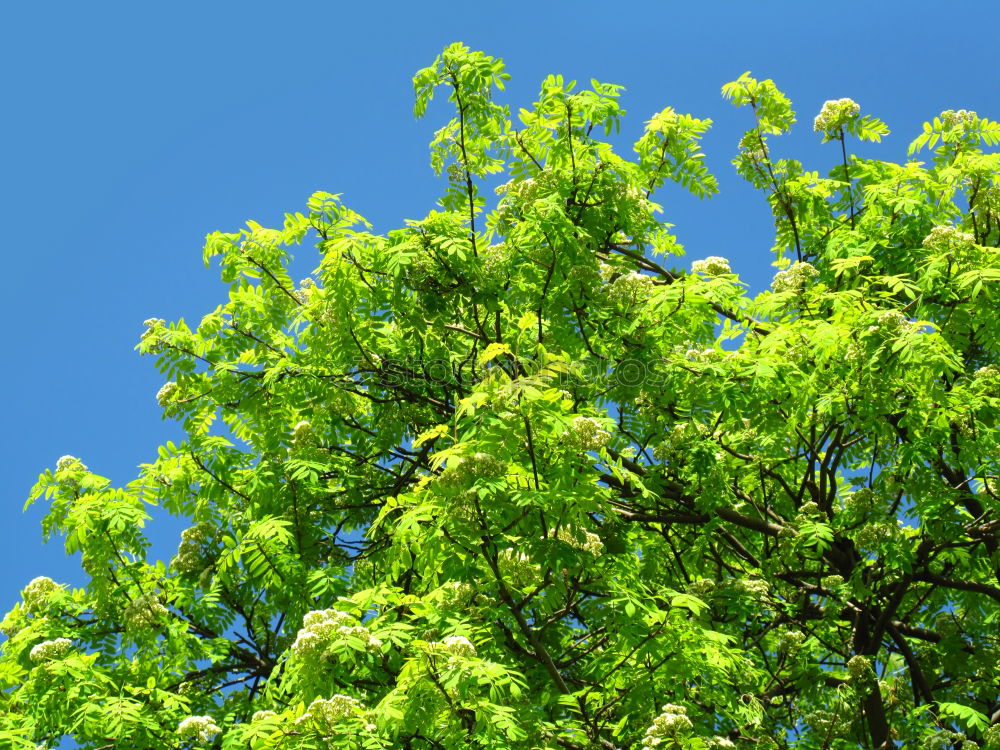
0;608;24;638
124;594;168;630
732;578;769;599
29;637;72;663
172;523;216;574
22;576;62;612
706;738;737;749
55;455;87;473
556;526;604;556
983;724;1000;746
156;381;179;407
770;262;818;293
291;609;381;659
847;654;876;684
251;710;278;722
437;635;477;658
292;420;313;445
437;452;508;490
778;630;807;653
177;715;222;743
607;271;653;305
140;318;166;343
922;224;976;252
481;242;514;283
436;581;475;609
567;416;611;451
875;310;909;331
295;694;363;729
814;98;860;133
690;256;731;276
642;704;694;749
853;520;898;550
293;278;316;304
685;578;716;599
939;109;978;129
498;548;540;587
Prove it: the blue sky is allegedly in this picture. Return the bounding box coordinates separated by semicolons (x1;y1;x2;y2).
3;0;998;618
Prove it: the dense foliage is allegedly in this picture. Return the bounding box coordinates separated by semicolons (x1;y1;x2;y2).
2;44;999;749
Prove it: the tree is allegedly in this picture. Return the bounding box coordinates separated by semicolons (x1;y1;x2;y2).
1;42;999;750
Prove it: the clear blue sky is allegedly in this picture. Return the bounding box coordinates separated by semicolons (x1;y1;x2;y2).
3;0;998;616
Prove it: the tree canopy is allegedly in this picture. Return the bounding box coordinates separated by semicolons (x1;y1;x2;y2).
2;43;999;749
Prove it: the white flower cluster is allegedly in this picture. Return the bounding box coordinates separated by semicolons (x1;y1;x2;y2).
141;318;166;340
567;262;600;283
498;548;540;588
55;455;87;473
292;420;314;446
177;715;222;743
291;609;382;659
868;309;909;334
555;526;604;556
685;579;716;599
437;452;508;490
737;132;767;164
436;581;475;609
124;594;168;630
641;704;693;749
690;256;731;276
681;347;722;363
922;224;976;252
819;578;845;596
921;730;973;750
567;416;611;452
803;708;851;736
978;477;999;497
853;519;903;551
732;578;769;599
706;738;736;749
22;576;62;613
607;271;653;305
983;724;1000;747
770;261;818;293
156;381;179;407
172;523;216;574
813;98;860;133
844;487;875;515
481;242;514;284
431;635;477;659
852;521;898;551
847;654;876;688
778;630;807;653
251;710;278;722
295;694;362;730
294;277;316;304
494;172;558;212
939;109;978;129
974;365;999;380
29;637;72;663
0;610;23;638
794;501;823;524
652;421;704;462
